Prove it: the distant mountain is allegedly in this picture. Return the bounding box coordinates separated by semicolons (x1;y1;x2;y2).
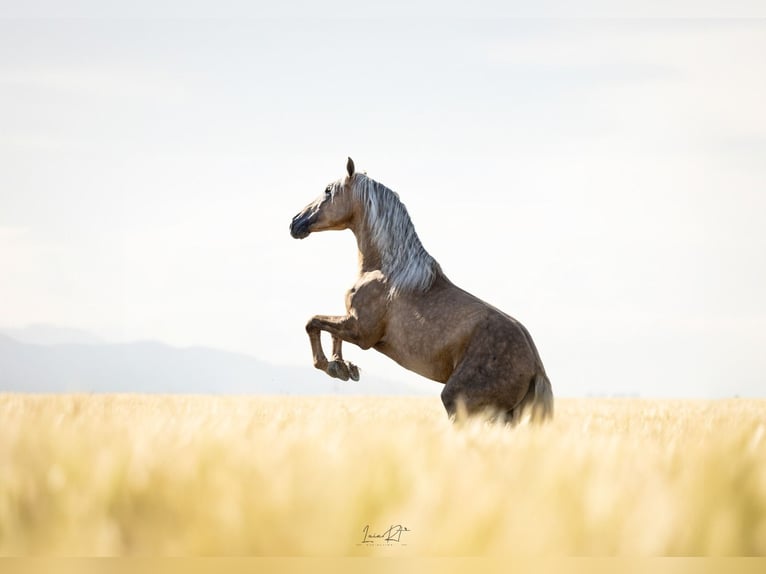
0;334;440;396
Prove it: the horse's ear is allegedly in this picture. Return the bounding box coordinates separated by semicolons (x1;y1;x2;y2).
347;157;355;178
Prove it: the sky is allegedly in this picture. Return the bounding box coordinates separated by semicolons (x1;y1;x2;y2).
1;3;765;397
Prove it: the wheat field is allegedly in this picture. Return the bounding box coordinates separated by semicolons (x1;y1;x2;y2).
0;393;764;556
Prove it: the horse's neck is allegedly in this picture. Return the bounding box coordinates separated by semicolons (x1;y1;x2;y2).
353;224;383;275
351;208;441;292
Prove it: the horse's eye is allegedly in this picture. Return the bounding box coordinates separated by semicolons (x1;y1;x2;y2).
325;186;332;195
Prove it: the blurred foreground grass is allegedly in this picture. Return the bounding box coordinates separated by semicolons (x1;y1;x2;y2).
1;394;764;555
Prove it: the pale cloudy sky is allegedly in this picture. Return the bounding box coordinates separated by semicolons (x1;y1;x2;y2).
1;3;765;396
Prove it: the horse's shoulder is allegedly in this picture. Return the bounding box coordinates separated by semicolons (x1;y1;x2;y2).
353;270;387;291
346;270;388;305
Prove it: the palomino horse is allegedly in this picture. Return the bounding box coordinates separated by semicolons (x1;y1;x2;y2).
290;158;553;423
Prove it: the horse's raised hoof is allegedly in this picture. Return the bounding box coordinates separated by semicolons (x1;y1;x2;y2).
327;360;350;381
348;362;360;381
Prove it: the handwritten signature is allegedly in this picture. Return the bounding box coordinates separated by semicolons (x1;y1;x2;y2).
361;524;411;545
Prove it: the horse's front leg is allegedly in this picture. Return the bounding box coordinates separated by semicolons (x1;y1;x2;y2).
305;315;362;381
331;335;360;381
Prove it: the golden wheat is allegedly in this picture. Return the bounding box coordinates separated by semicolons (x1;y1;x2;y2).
0;394;764;555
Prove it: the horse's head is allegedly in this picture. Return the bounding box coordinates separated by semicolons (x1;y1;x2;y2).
290;157;357;239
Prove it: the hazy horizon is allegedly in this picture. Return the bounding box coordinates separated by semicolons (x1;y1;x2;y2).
2;6;765;397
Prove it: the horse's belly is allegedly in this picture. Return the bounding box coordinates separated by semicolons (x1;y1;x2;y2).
370;292;489;382
372;339;455;383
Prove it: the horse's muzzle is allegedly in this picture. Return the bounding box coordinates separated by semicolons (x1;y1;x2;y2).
289;213;312;239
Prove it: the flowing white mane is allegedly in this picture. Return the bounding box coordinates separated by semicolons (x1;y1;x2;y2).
351;174;441;297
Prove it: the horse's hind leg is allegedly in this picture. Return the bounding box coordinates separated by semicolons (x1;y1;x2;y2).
440;379;495;421
440;337;533;423
440;366;495;421
441;376;528;423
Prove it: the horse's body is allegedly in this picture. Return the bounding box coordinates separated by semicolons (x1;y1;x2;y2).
290;158;553;423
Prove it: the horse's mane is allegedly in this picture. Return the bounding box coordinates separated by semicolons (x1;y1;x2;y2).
351;174;442;297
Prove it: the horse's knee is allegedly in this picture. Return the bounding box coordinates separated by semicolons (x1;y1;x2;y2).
440;385;465;418
440;385;454;411
442;381;503;421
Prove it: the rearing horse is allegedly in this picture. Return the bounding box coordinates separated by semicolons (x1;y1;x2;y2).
289;158;553;423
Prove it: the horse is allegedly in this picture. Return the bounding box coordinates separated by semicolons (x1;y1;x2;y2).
289;158;553;423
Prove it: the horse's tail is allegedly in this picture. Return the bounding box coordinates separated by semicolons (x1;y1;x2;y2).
530;372;554;423
512;372;553;425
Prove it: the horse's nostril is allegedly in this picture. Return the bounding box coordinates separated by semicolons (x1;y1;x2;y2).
289;215;310;239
